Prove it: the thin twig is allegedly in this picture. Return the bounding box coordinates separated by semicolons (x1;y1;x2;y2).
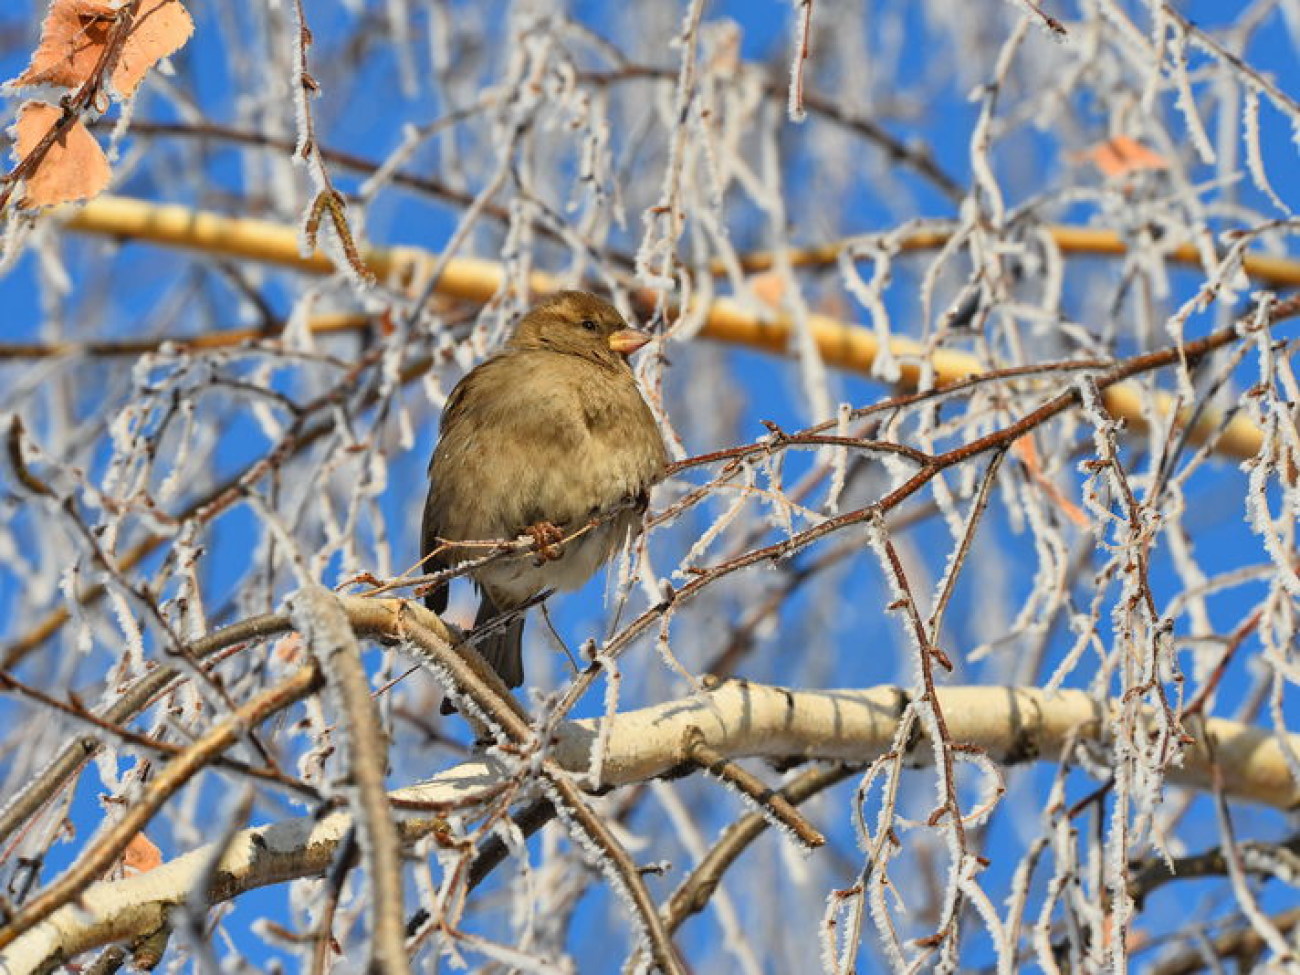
664;763;852;933
289;587;409;975
682;727;825;850
543;771;687;975
0;664;322;952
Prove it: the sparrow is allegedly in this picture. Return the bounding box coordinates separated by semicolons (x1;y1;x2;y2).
421;291;668;712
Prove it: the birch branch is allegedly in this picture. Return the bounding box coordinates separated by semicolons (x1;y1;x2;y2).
3;677;1296;972
61;195;1276;461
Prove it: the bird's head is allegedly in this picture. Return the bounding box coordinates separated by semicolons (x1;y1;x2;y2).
508;291;653;368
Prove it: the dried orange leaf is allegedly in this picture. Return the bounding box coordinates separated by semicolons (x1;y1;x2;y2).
12;0;117;90
272;633;305;664
111;0;193;98
121;831;163;876
12;0;193;98
750;270;787;309
1081;135;1170;179
1013;434;1089;528
11;101;111;208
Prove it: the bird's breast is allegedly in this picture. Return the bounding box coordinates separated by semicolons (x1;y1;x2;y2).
474;511;637;605
426;352;661;559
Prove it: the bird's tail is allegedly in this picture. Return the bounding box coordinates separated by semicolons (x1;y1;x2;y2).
473;596;526;690
440;596;525;715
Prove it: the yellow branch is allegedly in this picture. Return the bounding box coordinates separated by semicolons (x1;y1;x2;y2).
65;195;1274;460
737;224;1300;290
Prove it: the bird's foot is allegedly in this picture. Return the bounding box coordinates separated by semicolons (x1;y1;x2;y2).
527;521;566;561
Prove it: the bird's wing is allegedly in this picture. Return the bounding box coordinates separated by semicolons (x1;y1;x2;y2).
420;373;477;613
419;484;450;613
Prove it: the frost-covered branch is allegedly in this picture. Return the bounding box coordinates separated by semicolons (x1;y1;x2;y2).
4;3;1299;969
3;677;1296;972
287;587;408;975
60;195;1285;458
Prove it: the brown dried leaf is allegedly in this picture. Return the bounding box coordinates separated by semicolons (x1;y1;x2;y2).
11;101;111;208
1080;135;1170;179
1013;434;1090;528
272;633;305;664
13;0;117;90
750;270;787;309
111;0;193;97
121;831;163;876
12;0;193;98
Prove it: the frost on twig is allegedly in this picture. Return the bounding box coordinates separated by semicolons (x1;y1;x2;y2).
3;2;1299;971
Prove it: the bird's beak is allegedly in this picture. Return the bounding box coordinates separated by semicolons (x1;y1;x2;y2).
608;328;653;356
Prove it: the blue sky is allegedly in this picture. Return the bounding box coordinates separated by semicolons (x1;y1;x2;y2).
2;1;1298;971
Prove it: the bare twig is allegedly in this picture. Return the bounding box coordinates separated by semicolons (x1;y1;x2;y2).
0;664;322;952
664;763;851;932
288;587;409;975
682;726;825;849
544;771;687;975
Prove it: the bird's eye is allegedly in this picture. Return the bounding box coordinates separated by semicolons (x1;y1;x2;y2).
580;319;599;332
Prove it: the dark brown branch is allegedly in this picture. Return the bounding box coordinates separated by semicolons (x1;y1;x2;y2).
664;763;853;934
0;668;319;801
0;611;295;849
1129;831;1300;910
1150;907;1300;975
682;727;825;850
576;64;964;200
543;771;687;975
